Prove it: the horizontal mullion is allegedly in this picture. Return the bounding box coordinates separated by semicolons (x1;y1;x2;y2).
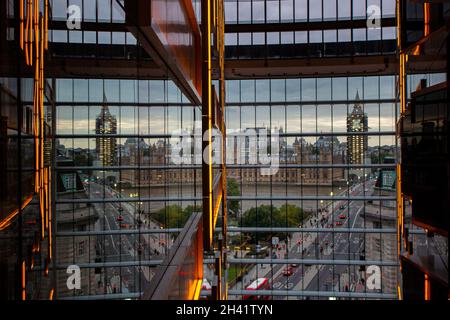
225;290;397;299
59;293;143;300
55;131;395;139
228;195;396;201
54;197;202;204
55;228;182;237
56;102;195;107
227;227;397;234
55;133;173;139
227;163;396;169
225;98;398;106
51;258;397;270
55;163;396;171
55;165;200;171
280;131;395;137
55;99;397;107
225;18;397;33
52;195;394;204
52;260;164;270
55;227;397;238
226;258;398;266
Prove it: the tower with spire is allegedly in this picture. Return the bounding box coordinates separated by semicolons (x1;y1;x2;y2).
346;90;368;165
95;94;117;166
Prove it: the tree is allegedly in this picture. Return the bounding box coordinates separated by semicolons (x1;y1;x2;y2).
227;178;240;216
239;204;308;243
279;204;307;227
241;205;280;229
153;205;189;229
240;205;281;243
183;204;202;216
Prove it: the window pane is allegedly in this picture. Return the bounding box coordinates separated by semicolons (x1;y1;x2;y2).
267;0;280;22
295;0;307;21
57;79;73;102
353;0;366;19
84;0;96;21
382;0;396;17
271;79;285;102
338;0;351;19
97;0;111;22
309;0;322;21
348;77;363;100
74;79;88;102
302;79;316;101
253;0;265;23
323;0;337;20
256;80;270;102
227;81;240;103
364;77;379;99
281;0;294;22
225;0;237;23
238;1;251;23
332;77;347;101
317;78;331;101
286;79;300;102
241;80;255;102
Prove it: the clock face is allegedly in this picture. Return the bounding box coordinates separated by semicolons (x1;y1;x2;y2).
352;119;361;128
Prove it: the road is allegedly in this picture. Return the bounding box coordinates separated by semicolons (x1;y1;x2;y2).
86;181;171;294
230;178;377;300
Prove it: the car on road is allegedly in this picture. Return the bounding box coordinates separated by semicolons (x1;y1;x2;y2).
339;205;345;210
117;215;124;222
290;263;298;268
338;214;347;219
335;221;343;226
283;267;294;276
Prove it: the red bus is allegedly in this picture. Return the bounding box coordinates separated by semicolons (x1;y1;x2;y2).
243;278;271;300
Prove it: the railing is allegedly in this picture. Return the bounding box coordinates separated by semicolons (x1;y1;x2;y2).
143;211;203;300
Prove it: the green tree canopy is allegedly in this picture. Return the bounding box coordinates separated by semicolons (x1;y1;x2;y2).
227;178;240;216
152;205;188;229
239;204;308;243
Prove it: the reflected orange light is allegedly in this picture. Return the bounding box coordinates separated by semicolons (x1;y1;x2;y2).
49;288;54;300
20;0;24;49
424;3;430;37
397;284;402;300
424;274;431;300
0;195;33;231
22;261;26;300
18;0;51;258
213;192;222;230
192;279;203;300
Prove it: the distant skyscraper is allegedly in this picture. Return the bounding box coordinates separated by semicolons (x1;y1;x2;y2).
95;94;117;166
347;91;368;164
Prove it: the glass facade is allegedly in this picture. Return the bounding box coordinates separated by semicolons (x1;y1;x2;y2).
54;78;201;298
1;0;53;299
1;0;447;301
223;76;398;299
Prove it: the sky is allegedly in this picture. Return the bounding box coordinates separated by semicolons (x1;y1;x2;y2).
52;0;402;149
